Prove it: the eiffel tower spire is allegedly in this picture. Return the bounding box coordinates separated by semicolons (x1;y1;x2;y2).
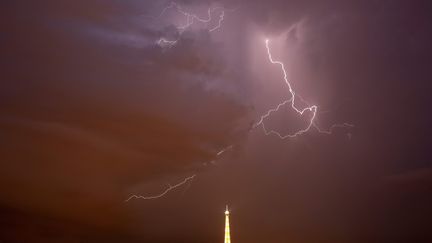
224;205;231;243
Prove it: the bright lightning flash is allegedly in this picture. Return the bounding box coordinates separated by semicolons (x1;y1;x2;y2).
254;39;353;139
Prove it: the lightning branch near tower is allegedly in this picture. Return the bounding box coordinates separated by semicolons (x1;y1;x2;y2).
125;175;195;201
254;39;354;139
125;145;233;202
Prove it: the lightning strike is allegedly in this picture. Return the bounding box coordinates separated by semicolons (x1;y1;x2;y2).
209;10;225;32
255;39;353;139
216;145;233;156
314;123;354;135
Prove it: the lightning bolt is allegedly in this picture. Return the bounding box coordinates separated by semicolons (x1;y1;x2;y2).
254;39;353;139
125;145;233;202
155;2;230;48
125;175;196;201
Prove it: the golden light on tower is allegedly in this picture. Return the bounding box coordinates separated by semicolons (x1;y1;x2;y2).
224;205;231;243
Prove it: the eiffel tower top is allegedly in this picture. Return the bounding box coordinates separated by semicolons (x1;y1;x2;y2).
224;205;231;243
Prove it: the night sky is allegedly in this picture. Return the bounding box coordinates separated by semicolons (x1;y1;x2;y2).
1;0;432;242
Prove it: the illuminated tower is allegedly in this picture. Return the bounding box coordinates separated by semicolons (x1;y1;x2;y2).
224;205;231;243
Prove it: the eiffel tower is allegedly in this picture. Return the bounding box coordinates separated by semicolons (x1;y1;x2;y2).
224;205;231;243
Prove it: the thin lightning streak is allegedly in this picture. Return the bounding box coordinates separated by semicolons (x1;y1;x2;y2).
125;145;233;201
255;39;353;139
125;174;196;201
155;2;229;48
314;123;354;135
209;10;225;32
156;38;178;47
297;94;355;134
217;145;233;156
164;3;226;32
